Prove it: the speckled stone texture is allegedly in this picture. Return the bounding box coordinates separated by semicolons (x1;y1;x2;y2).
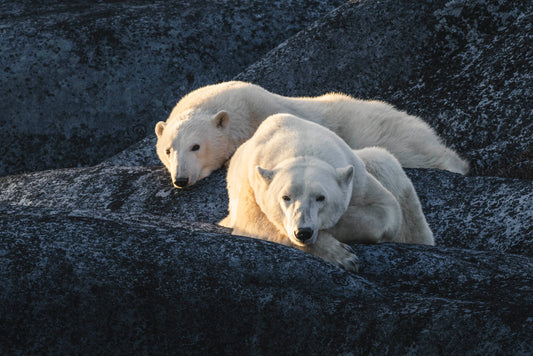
235;0;533;180
0;0;344;177
0;167;531;255
0;0;532;354
1;202;532;354
108;0;533;179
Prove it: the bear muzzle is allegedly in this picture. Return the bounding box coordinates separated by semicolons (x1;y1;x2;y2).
294;228;314;243
173;177;189;189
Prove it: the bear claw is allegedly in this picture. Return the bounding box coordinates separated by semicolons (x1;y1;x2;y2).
337;244;360;272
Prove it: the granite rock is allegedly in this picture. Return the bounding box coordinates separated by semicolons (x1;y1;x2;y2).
0;0;344;177
115;0;533;179
1;201;532;354
0;164;531;353
0;166;531;256
0;166;229;224
0;0;532;353
235;0;533;179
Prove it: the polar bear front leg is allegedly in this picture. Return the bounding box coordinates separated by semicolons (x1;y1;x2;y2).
298;231;360;272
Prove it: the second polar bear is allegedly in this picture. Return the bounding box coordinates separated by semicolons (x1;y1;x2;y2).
219;114;434;271
155;81;468;188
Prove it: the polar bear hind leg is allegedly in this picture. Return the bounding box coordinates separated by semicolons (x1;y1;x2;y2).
354;147;434;245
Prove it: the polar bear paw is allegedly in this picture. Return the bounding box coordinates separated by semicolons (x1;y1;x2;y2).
307;232;360;272
331;243;360;272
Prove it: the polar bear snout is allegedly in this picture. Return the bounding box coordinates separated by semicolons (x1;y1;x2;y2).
295;228;314;243
173;177;189;189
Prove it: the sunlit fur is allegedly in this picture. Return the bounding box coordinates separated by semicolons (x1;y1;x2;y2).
220;114;434;271
156;109;235;188
156;81;468;188
255;158;354;247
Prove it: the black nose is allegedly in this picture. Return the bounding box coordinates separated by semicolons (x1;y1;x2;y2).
295;228;313;242
173;178;189;188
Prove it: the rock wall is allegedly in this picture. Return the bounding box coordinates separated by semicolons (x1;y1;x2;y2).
235;0;533;179
0;0;532;354
1;202;531;354
106;0;533;179
0;0;344;177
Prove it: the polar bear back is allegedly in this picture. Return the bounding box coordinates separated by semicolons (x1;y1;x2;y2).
246;113;363;173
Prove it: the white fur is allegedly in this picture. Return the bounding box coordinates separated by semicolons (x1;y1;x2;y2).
155;81;469;188
220;114;434;271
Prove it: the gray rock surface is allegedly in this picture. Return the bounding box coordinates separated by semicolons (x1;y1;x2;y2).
1;201;532;354
0;0;532;354
114;0;533;179
1;166;531;256
235;0;533;180
0;0;344;177
406;169;532;256
0;166;228;223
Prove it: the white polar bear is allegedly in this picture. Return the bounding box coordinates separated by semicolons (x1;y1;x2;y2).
219;114;434;271
155;81;468;188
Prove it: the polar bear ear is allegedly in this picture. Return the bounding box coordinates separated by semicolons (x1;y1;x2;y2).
336;165;354;187
256;166;275;184
212;111;229;129
155;121;166;138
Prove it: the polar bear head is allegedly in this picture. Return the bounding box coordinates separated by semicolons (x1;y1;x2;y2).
254;157;354;246
155;110;235;189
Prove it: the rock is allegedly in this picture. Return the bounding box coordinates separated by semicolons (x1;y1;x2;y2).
0;166;229;223
117;0;533;179
0;0;532;354
1;202;531;354
406;169;532;256
235;0;533;179
0;0;344;177
1;166;531;256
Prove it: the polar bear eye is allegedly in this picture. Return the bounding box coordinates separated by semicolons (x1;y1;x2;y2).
191;144;200;152
316;195;325;202
165;148;171;156
282;195;291;202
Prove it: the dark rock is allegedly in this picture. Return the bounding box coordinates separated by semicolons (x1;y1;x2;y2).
406;169;532;256
1;0;532;354
0;203;531;354
1;166;531;256
0;0;344;177
0;163;532;353
236;0;533;179
118;0;533;179
0;166;229;223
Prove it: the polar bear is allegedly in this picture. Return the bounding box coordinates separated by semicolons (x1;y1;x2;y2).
155;81;468;188
219;114;434;271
